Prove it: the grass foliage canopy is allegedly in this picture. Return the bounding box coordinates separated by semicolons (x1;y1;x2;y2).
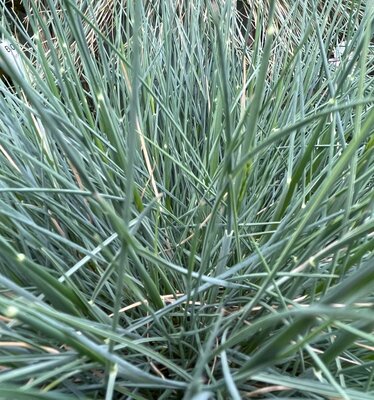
0;0;373;398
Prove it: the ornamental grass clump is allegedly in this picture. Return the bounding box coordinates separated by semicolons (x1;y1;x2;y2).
0;0;373;398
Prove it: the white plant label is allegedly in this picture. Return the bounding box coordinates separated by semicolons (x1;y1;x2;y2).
0;39;25;76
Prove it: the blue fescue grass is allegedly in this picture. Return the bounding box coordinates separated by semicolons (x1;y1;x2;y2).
0;0;373;398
